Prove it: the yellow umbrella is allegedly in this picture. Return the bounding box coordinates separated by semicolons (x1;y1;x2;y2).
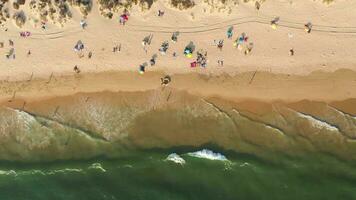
186;53;193;58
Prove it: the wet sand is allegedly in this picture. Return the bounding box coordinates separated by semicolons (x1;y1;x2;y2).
1;68;356;104
0;69;355;162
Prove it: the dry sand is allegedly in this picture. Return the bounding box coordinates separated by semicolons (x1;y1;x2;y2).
0;0;355;110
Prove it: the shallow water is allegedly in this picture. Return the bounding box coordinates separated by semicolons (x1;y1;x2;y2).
0;149;356;200
1;91;356;199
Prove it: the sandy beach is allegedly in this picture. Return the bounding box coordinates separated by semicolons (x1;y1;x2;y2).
0;0;356;161
1;2;356;199
0;0;355;102
1;0;356;80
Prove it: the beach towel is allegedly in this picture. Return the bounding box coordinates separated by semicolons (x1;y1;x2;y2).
190;61;197;68
186;53;193;58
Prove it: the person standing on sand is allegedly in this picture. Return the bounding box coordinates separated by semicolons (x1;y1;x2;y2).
113;45;118;52
80;19;87;29
74;65;80;73
158;10;164;17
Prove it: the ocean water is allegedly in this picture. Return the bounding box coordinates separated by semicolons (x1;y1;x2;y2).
0;149;356;200
1;92;356;199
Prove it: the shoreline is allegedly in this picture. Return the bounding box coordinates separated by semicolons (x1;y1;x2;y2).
1;68;356;105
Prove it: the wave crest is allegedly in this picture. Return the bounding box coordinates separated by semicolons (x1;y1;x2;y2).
187;149;228;161
166;153;186;165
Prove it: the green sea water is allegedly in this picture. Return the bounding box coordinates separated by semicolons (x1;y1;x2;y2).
0;149;355;200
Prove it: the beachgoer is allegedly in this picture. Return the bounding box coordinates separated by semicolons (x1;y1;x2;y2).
150;54;157;66
139;64;146;74
217;40;224;50
304;22;312;33
88;51;92;59
161;75;171;86
27;50;31;57
113;45;118;52
270;17;279;30
255;1;261;10
289;48;294;56
171;31;179;43
80;19;87;29
9;39;14;46
159;41;169;55
74;65;80;73
41;21;46;30
158;10;165;17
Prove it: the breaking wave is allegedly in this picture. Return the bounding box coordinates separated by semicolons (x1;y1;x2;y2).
296;112;339;131
88;163;106;172
187;149;228;161
165;153;186;165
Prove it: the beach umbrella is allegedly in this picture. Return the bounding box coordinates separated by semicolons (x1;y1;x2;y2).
186;53;193;58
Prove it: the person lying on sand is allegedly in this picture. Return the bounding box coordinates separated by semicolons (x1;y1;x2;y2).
270;17;280;30
304;22;312;33
161;75;171;86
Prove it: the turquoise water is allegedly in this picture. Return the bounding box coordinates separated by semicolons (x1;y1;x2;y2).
0;149;356;200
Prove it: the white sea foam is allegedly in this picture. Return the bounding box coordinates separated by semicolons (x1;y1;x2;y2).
15;110;36;129
165;153;186;165
0;170;17;176
296;112;338;132
187;149;228;161
47;168;83;175
88;163;106;172
239;162;250;167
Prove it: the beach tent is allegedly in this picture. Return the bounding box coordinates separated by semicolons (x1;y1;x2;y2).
184;41;195;58
227;26;233;39
74;40;84;51
159;41;169;54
